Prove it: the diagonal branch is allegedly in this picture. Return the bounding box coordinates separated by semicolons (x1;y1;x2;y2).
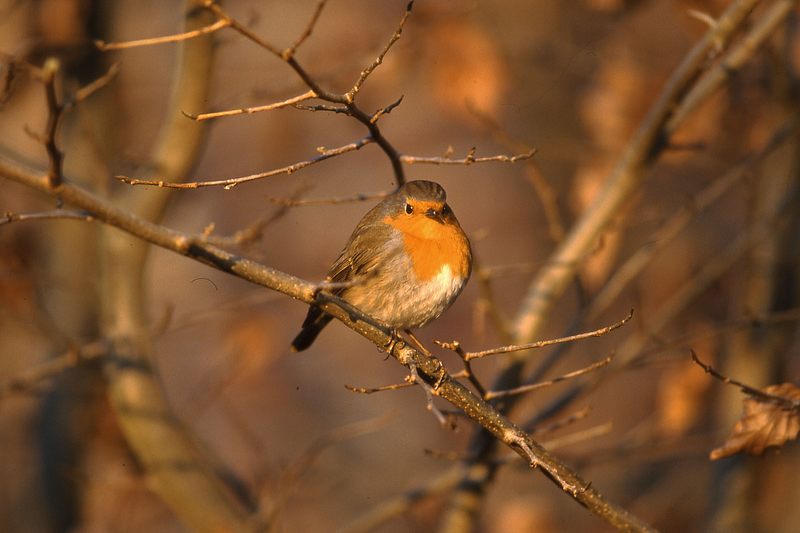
0;152;654;533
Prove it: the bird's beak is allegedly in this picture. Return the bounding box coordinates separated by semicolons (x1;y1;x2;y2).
425;207;445;223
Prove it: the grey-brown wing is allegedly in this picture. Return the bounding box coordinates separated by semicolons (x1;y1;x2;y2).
326;222;397;293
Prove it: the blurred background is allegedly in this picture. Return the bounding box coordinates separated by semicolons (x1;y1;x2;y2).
1;0;799;531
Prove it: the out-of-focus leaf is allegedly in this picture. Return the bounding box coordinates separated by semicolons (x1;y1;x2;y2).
710;383;800;460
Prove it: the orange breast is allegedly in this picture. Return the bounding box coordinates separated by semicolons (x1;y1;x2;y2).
384;214;471;281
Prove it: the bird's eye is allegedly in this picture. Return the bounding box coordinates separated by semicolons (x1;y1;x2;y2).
405;203;413;214
442;204;451;216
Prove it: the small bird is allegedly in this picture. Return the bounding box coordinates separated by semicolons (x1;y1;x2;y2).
291;180;472;352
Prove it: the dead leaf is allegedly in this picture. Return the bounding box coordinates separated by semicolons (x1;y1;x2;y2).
710;383;800;460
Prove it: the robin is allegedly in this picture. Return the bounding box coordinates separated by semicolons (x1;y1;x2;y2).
291;180;472;352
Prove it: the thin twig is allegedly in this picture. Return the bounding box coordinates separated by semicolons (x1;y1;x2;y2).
0;341;108;400
539;423;614;452
532;407;591;435
690;351;800;410
667;0;798;134
282;0;329;60
293;102;349;114
116;136;374;189
256;413;389;526
184;89;317;121
370;95;404;123
465;100;564;242
203;186;313;248
202;1;283;56
345;0;414;102
485;356;614;400
1;209;94;225
455;310;633;361
513;0;761;347
345;380;415;394
400;148;536;166
72;62;120;104
94;18;231;50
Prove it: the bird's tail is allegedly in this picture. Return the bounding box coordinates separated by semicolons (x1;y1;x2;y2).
290;307;333;352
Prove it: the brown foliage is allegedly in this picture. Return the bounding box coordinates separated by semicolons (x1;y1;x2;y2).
711;383;800;460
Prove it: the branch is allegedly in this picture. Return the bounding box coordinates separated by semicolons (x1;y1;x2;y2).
202;0;410;185
184;89;317;121
691;351;800;410
439;1;774;528
94;18;230;50
400;147;536;165
282;0;329;60
485;356;614;400
344;0;413;102
1;209;94;225
0;155;654;533
116;136;374;189
666;0;798;134
0;341;108;400
446;310;633;361
513;0;761;346
72;62;120;104
587;117;798;321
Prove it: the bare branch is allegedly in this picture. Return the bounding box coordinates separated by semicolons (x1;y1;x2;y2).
513;0;762;347
345;380;415;394
293;102;349;114
465;100;563;242
691;351;800;410
370;95;404;123
485;356;614;400
72;62;120;104
400;147;536;166
205;185;313;248
1;209;94;226
0;341;108;400
282;0;329;60
202;1;282;56
184;89;317;121
587;117;798;321
532;407;591;435
94;17;230;50
198;0;410;185
0;157;655;532
452;310;633;361
116;136;374;189
345;1;414;102
539;423;614;452
667;0;798;134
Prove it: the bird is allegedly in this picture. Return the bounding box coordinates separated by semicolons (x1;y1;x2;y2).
291;180;472;352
